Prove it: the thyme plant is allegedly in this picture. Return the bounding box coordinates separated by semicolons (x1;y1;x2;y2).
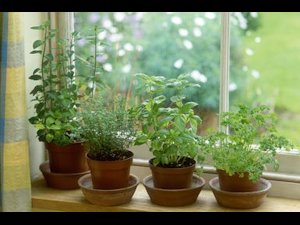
79;95;136;159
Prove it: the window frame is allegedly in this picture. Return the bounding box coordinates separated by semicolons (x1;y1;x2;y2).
54;12;300;199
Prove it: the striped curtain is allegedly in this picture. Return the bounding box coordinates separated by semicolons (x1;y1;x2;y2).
0;12;31;211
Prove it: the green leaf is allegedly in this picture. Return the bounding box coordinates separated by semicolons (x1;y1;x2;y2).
49;125;61;130
45;53;54;61
184;102;198;109
28;116;38;124
46;117;55;126
33;40;43;49
192;115;202;123
30;85;43;95
153;95;166;105
46;133;54;143
70;84;77;91
35;123;45;130
42;60;49;67
33;68;40;74
31;25;43;30
30;50;42;54
55;120;62;126
170;95;183;103
29;75;42;80
178;74;190;80
34;103;44;113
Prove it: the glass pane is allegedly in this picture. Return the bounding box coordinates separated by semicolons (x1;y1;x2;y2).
231;12;300;149
74;12;247;158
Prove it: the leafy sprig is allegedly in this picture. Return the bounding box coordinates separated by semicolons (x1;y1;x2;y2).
133;73;205;167
200;105;293;181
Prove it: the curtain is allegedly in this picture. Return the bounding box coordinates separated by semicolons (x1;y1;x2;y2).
0;12;31;212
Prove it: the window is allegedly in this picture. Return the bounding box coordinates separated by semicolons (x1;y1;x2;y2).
28;12;300;199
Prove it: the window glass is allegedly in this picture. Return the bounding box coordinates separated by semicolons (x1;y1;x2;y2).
74;12;260;158
231;12;300;149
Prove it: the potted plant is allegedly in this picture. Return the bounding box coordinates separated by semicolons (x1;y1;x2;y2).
201;104;293;192
133;73;205;189
28;21;103;188
79;94;136;190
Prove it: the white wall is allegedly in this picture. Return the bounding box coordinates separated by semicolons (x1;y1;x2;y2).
24;12;48;179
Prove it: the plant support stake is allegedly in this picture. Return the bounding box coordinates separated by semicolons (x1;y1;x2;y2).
219;12;230;134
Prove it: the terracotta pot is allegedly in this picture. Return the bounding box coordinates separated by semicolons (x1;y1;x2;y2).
143;174;205;206
78;174;139;206
46;142;89;173
217;169;259;192
40;161;90;189
149;157;195;189
209;177;271;209
86;151;133;189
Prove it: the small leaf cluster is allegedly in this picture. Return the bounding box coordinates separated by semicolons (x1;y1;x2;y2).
78;95;136;158
200;105;293;181
133;73;204;167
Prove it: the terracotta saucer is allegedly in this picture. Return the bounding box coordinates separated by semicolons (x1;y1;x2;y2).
209;177;271;209
78;174;139;206
39;161;90;190
143;174;205;207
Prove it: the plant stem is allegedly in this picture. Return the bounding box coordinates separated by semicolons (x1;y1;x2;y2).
69;35;74;85
41;26;48;124
48;27;53;110
92;27;97;98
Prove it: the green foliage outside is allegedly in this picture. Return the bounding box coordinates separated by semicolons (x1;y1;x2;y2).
235;12;300;148
74;12;256;112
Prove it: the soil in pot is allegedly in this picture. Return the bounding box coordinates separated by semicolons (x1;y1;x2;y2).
149;157;196;189
86;150;133;190
46;142;89;173
217;169;259;192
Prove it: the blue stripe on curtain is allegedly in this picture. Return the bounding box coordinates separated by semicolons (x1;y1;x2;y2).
0;12;9;212
0;12;31;212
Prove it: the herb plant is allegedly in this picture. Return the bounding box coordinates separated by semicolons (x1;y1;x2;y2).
28;21;103;146
201;105;293;181
133;73;205;167
79;95;136;159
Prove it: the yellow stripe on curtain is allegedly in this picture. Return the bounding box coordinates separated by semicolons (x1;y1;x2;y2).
0;12;31;212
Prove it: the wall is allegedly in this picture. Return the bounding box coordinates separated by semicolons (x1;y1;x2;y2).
24;12;47;179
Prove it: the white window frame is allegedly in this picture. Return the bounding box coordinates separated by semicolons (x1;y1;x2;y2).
54;12;300;199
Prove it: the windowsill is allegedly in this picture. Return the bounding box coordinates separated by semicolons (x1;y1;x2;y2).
31;177;300;212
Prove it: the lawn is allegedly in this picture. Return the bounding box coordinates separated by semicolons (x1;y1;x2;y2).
239;12;300;148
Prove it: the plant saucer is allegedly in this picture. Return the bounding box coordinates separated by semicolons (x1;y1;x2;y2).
143;174;205;207
78;174;139;206
40;161;90;190
209;177;271;209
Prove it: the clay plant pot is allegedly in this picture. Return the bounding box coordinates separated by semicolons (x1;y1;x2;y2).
78;174;139;206
209;177;271;209
86;150;133;190
143;174;205;206
149;157;196;189
46;142;89;173
40;161;90;189
217;169;259;192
